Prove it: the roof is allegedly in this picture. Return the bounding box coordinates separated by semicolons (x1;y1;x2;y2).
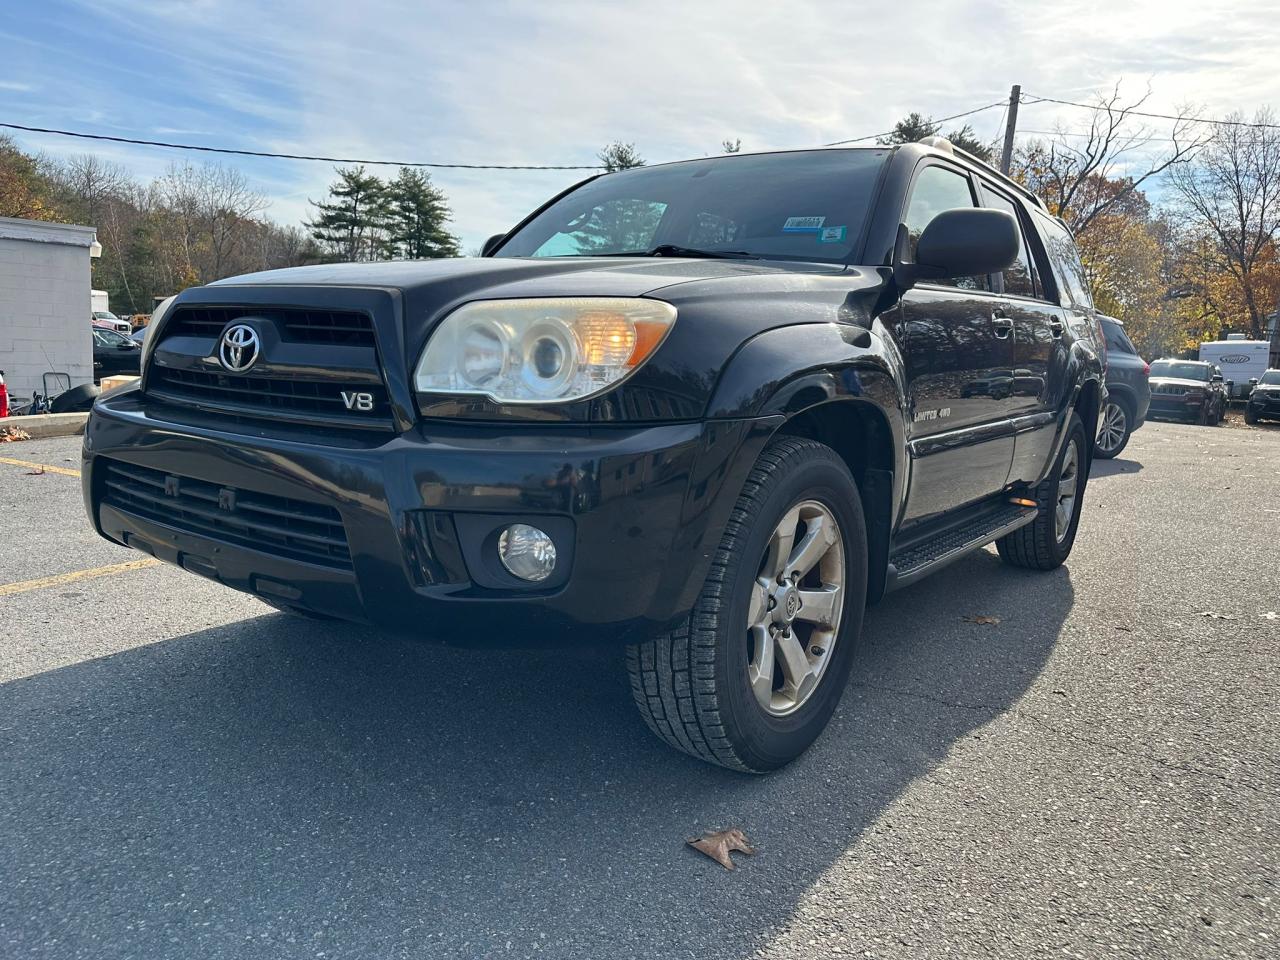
0;216;97;247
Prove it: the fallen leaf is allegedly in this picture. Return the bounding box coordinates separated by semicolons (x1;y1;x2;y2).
1197;611;1238;621
1;427;32;442
1263;612;1278;621
24;466;45;476
1115;625;1133;632
687;828;755;871
964;615;1001;625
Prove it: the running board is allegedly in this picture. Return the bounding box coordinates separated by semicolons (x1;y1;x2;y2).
886;503;1038;591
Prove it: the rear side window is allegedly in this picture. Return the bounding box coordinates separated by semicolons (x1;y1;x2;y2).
1034;213;1093;309
1101;319;1136;355
978;185;1039;298
903;165;987;291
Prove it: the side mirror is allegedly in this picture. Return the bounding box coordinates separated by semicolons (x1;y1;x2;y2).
1249;378;1260;386
1211;373;1224;382
480;233;507;257
893;208;1019;291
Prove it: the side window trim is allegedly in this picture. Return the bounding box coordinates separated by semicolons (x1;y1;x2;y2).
976;180;1048;302
900;159;988;293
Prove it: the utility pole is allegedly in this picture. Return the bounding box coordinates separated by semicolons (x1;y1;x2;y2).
1000;84;1021;175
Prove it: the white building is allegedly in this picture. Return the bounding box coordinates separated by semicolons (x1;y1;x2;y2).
0;215;98;403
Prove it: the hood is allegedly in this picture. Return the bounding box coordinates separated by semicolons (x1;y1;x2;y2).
211;255;848;300
1149;377;1209;389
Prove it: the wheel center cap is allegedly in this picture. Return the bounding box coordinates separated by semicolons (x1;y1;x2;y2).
774;583;801;624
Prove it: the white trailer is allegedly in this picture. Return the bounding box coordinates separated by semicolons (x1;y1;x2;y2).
1199;337;1271;399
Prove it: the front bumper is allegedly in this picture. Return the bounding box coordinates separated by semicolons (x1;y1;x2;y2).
1148;394;1208;420
84;389;778;643
1248;394;1280;420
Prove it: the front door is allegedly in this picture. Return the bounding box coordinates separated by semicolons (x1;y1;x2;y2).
893;163;1016;524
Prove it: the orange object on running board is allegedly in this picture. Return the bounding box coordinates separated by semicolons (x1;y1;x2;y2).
1009;497;1037;507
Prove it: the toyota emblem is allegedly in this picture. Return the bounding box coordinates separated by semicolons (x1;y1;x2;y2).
218;323;260;372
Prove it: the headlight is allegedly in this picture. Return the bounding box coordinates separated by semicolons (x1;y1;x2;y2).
414;298;676;404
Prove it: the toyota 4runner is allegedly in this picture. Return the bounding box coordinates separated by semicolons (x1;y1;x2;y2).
83;138;1104;772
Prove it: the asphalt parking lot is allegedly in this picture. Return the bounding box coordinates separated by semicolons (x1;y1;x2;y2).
2;420;1277;959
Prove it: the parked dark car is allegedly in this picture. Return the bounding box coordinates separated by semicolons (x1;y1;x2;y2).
1245;369;1280;424
91;327;142;382
1095;315;1150;458
83;139;1105;771
1147;359;1229;425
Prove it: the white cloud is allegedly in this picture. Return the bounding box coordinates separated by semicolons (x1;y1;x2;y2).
20;0;1280;250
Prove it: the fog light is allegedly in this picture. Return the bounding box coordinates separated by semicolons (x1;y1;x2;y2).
497;523;556;581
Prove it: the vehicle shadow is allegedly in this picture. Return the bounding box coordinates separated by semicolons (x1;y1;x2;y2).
1090;456;1144;478
0;552;1072;960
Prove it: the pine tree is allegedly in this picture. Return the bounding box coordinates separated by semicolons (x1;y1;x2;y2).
877;113;995;163
385;168;460;259
598;142;645;173
306;166;390;261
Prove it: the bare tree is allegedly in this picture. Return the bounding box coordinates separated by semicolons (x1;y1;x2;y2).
43;153;132;225
1168;109;1280;339
1014;84;1209;234
155;161;267;281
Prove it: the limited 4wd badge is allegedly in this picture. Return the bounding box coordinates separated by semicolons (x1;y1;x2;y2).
913;407;952;422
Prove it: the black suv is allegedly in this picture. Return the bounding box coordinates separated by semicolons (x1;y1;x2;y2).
83;140;1104;771
1246;368;1280;424
1147;359;1229;425
1095;315;1150;458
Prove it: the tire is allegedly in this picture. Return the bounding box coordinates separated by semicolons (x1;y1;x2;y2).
49;383;100;413
1209;399;1223;426
1245;408;1260;425
626;436;867;772
997;413;1087;571
1094;397;1132;459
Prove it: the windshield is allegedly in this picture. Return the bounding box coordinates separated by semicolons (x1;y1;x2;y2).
1259;370;1280;386
496;149;888;263
94;311;120;321
93;328;132;347
1150;360;1209;381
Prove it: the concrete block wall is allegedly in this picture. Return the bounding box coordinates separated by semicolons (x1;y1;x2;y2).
0;218;97;404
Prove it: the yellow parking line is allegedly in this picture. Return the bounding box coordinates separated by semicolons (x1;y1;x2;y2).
0;558;161;597
0;455;81;478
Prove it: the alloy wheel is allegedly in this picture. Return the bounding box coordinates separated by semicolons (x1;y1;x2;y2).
1055;439;1081;543
1097;401;1127;454
746;500;845;717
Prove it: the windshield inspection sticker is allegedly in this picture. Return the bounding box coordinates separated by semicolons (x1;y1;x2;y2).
818;226;847;243
782;216;825;232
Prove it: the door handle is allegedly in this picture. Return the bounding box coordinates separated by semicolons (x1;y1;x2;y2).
992;315;1014;340
1049;319;1064;339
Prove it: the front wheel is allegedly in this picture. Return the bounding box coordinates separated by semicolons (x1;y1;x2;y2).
998;413;1087;571
626;437;867;772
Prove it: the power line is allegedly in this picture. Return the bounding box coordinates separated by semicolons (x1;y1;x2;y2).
0;121;603;170
823;99;1008;146
1020;94;1280;130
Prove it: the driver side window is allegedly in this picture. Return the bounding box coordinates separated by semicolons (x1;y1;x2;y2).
904;166;987;291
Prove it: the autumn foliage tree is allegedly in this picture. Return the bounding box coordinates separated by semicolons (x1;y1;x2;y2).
1169;109;1280;340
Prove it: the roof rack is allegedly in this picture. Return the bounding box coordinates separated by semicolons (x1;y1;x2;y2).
917;136;1047;211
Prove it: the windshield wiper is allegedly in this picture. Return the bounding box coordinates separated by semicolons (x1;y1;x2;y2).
599;244;757;260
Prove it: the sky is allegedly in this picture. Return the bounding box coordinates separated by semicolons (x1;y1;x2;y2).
3;0;1280;254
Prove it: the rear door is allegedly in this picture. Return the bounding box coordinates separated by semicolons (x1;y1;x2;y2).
893;162;1017;524
975;183;1068;483
1009;209;1095;482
